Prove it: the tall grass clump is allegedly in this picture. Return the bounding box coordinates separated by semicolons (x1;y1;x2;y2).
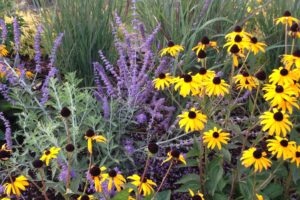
34;0;122;85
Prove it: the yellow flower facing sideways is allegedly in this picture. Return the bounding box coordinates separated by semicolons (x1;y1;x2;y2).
192;36;218;55
225;26;252;41
229;44;245;67
259;108;292;137
162;149;186;165
240;147;272;172
233;71;259;91
291;145;300;167
0;44;8;57
281;49;300;70
178;107;207;133
160;41;184;57
152;73;173;90
224;35;250;52
248;37;267;55
89;165;107;192
40;146;61;166
127;174;157;196
102;169;126;192
189;189;205;200
275;10;299;26
84;129;106;154
3;175;29;197
203;127;230;150
267;136;295;160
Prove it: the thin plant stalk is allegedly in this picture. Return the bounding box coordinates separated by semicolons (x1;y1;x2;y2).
39;169;49;200
137;154;151;200
153;161;174;198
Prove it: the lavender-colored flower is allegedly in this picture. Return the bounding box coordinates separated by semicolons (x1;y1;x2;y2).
0;83;14;104
48;33;64;69
34;25;43;73
0;19;7;44
0;112;12;149
0;185;4;193
93;62;115;97
40;67;58;105
58;163;75;183
13;18;20;52
136;113;147;124
124;140;135;155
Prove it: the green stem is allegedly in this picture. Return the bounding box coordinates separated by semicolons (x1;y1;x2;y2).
153;161;173;198
285;22;288;54
250;84;261;119
137;155;151;200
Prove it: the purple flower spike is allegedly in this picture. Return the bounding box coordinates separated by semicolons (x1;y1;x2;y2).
0;112;12;149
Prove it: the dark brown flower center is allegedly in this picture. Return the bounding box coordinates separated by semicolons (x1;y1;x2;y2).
245;80;249;84
188;111;197;119
296;152;300;158
253;149;262;159
234;26;242;32
242;71;249;77
168;41;175;47
212;132;219;138
292;49;300;57
158;73;166;79
273;112;283;121
197;50;207;59
280;139;288;147
109;169;117;178
213;77;221;84
230;44;240;54
45;150;51;155
201;36;210;45
81;195;90;200
275;85;284;93
283;11;291;17
85;129;95;137
290;23;299;32
251;37;258;44
171;150;180;158
199;67;207;75
192;196;203;200
280;68;288;76
255;70;266;81
141;177;147;183
148;142;159;154
89;166;101;176
234;35;242;42
183;74;193;82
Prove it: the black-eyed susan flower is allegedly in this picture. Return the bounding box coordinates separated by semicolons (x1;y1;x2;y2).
0;144;12;161
289;23;300;38
224;35;250;52
281;49;300;69
256;194;264;200
162;149;186;165
267;136;295;160
260;108;292;136
85;129;106;154
229;44;245;67
248;37;267;55
275;11;299;27
269;67;298;85
89;165;106;192
263;84;299;113
225;26;252;40
203;127;230;150
203;76;229;96
40;147;61;166
178;107;207;133
160;41;184;57
3;175;29;197
173;73;202;97
0;44;8;57
189;189;205;200
240;147;272;172
152;73;173;90
291;145;300;167
127;174;157;196
77;195;94;200
102;169;126;192
233;71;259;91
192;36;218;55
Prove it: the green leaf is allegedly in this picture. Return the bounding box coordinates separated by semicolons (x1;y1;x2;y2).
156;190;171;200
111;189;130;200
221;148;231;163
175;173;200;184
263;183;283;199
206;158;224;195
291;164;300;184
